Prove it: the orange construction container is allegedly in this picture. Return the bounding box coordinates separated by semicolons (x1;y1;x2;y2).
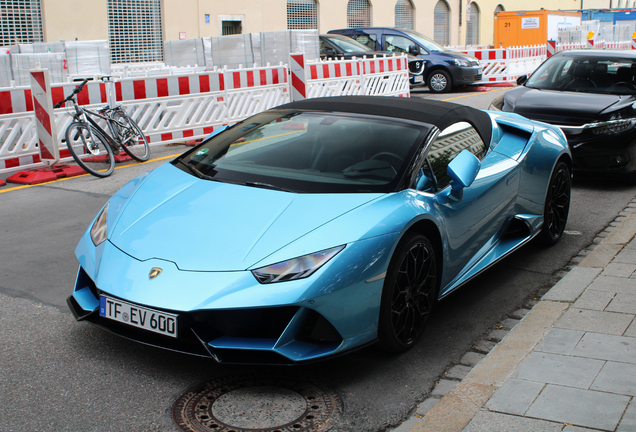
494;10;581;48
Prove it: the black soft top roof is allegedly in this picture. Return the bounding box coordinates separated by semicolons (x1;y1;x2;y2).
276;96;493;146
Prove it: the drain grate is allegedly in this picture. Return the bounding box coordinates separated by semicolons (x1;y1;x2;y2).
172;375;343;432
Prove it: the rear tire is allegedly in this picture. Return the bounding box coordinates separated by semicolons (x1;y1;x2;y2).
538;161;571;245
112;110;150;162
65;122;115;178
378;233;439;353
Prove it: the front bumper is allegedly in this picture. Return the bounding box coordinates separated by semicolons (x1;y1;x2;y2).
69;231;395;364
67;272;344;364
449;65;482;86
560;126;636;176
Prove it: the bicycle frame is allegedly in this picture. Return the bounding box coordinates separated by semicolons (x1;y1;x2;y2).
68;99;121;154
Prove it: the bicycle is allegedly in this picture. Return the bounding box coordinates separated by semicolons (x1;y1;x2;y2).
53;78;150;177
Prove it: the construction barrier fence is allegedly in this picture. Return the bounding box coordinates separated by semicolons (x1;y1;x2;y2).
0;54;409;175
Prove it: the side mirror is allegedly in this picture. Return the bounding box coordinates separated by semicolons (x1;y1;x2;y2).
324;47;336;57
516;75;528;86
409;45;420;56
446;150;480;201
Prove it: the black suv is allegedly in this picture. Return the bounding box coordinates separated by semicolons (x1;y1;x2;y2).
328;28;481;93
320;34;425;85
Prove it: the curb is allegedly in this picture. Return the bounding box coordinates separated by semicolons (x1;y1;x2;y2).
405;210;636;432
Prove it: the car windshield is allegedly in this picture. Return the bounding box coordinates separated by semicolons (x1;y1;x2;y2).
526;54;636;95
176;111;430;193
327;36;372;53
402;30;446;52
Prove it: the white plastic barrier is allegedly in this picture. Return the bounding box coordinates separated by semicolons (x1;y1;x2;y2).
1;54;411;176
555;41;632;52
0;65;290;175
304;54;409;99
0;79;111;173
457;45;547;84
453;41;636;84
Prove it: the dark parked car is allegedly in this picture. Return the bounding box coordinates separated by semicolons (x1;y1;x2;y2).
319;34;424;85
327;27;481;93
490;50;636;183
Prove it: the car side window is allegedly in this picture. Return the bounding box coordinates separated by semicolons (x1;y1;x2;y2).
320;39;333;56
427;122;486;190
350;34;377;50
384;35;413;54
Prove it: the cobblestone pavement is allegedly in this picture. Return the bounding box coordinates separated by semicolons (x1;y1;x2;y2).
390;198;636;432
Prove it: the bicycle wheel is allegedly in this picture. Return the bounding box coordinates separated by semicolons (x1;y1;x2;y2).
65;122;115;178
112;110;150;162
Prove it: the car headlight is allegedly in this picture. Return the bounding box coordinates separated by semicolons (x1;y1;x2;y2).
449;58;471;67
90;203;109;246
252;245;345;284
590;118;636;136
409;61;423;73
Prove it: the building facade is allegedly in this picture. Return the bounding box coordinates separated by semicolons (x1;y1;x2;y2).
1;0;615;63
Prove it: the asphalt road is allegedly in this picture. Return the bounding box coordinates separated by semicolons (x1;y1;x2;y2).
2;87;636;432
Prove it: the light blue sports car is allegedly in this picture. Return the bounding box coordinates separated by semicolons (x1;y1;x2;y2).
67;96;571;364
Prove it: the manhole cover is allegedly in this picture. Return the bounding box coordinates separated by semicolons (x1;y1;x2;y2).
172;375;343;432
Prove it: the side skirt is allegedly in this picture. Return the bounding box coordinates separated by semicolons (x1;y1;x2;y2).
438;214;542;300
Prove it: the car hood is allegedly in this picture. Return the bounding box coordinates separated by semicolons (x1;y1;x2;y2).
437;50;479;62
108;164;382;272
504;87;633;125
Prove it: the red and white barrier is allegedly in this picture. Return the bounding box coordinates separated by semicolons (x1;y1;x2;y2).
461;48;506;61
115;64;290;146
305;54;409;99
547;40;556;58
0;64;292;175
0;53;412;175
454;45;546;84
29;68;59;164
0;80;109;115
290;54;307;101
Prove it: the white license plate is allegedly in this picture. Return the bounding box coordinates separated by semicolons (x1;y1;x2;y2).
99;295;178;338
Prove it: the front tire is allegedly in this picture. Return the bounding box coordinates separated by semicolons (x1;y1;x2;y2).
427;70;452;93
538;161;571;245
65;122;115;178
378;233;439;353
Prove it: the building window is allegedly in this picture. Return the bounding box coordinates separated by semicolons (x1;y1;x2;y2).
494;4;504;15
0;0;43;45
466;2;480;46
108;0;163;64
287;0;318;30
347;0;371;28
222;21;242;35
395;0;414;30
433;0;450;46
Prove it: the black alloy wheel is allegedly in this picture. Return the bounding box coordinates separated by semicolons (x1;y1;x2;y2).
539;161;571;245
378;233;438;353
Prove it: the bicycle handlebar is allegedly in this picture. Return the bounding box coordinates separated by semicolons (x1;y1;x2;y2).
53;78;90;109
